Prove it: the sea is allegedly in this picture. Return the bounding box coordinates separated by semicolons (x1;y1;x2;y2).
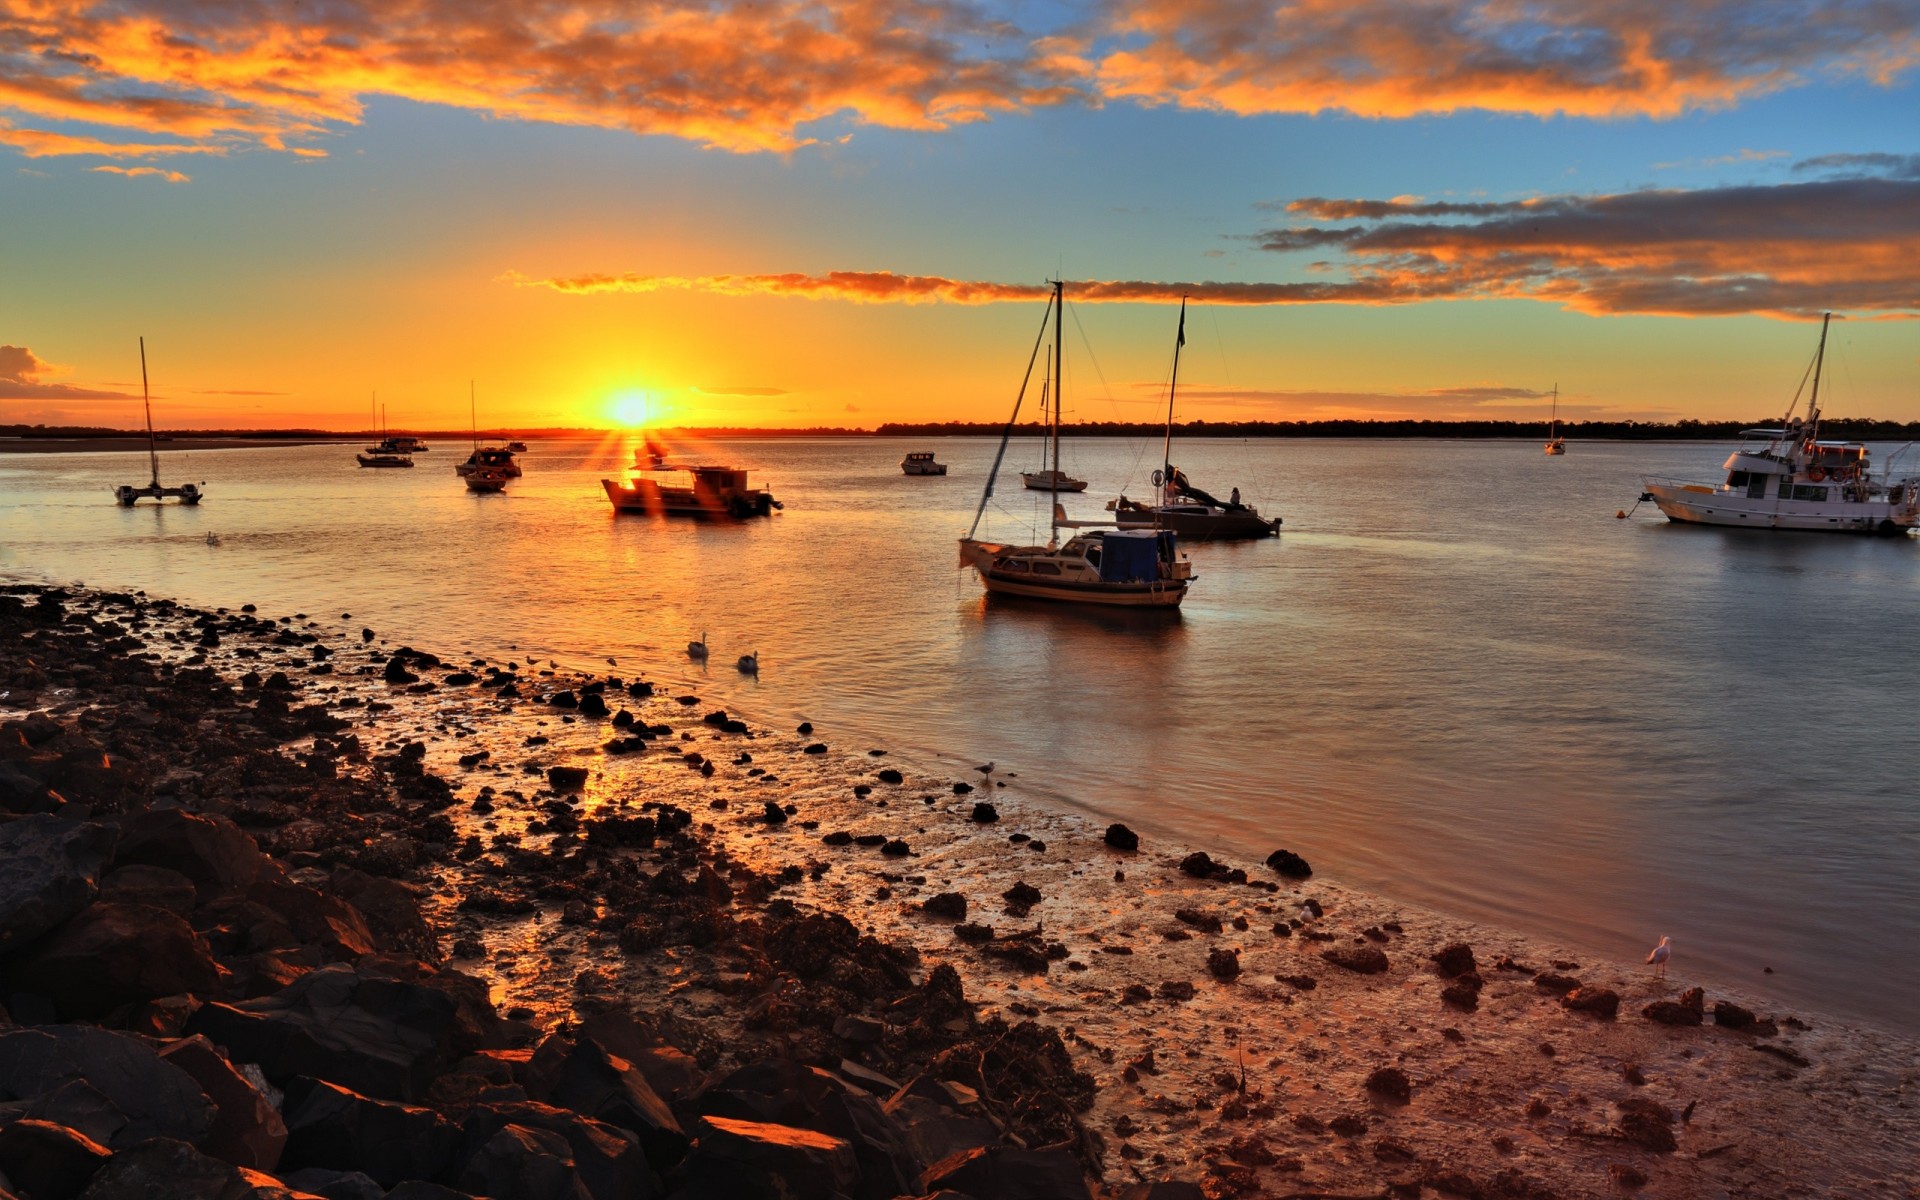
4;434;1918;1034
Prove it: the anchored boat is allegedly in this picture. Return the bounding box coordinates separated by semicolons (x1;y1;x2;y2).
1641;313;1920;535
902;452;948;476
1107;297;1280;541
959;280;1194;608
113;338;203;506
1544;384;1566;456
603;463;782;519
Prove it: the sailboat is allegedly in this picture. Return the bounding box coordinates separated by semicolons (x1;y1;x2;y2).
1640;313;1920;533
460;381;513;492
1019;347;1087;492
113;338;203;506
1544;384;1566;455
1107;298;1280;539
959;281;1195;608
357;395;414;468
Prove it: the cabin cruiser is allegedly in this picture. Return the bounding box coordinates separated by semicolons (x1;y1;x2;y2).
603;464;782;519
386;435;429;452
959;281;1195;608
902;452;948;476
455;446;522;478
464;465;511;493
356;450;414;469
1021;468;1086;492
1641;314;1920;534
508;441;529;453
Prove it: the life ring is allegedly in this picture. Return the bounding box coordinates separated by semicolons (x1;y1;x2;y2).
1806;466;1826;483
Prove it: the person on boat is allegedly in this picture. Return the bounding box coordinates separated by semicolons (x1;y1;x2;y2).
1230;487;1240;506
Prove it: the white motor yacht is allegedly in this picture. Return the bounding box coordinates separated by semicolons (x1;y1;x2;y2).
1641;314;1920;535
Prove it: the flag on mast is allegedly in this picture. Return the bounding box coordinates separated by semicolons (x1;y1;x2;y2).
1177;299;1186;347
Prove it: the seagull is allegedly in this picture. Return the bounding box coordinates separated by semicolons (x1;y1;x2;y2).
736;652;758;674
974;761;995;778
686;633;708;660
1647;935;1672;979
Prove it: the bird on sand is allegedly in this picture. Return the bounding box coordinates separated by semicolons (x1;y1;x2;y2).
974;761;995;778
736;652;758;674
1646;935;1672;978
686;633;708;660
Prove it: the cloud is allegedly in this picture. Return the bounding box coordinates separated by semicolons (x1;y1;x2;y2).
693;385;791;397
1254;170;1920;319
0;343;131;399
2;1;1915;163
89;164;189;182
1095;0;1920;122
1791;152;1920;179
0;0;1078;158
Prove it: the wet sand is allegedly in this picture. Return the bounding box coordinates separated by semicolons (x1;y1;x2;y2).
5;582;1917;1198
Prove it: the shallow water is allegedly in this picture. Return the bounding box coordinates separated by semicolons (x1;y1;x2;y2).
4;434;1917;1032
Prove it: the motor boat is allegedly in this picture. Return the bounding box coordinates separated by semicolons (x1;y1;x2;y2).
902;452;948;476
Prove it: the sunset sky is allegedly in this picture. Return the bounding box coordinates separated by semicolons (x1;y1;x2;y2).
2;0;1917;431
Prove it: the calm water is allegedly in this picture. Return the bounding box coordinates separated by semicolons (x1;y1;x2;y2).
4;435;1918;1032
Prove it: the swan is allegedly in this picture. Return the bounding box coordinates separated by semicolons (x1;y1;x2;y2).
736;652;758;674
687;633;709;660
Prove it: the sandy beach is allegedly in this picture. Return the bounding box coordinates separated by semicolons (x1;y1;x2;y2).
2;582;1916;1199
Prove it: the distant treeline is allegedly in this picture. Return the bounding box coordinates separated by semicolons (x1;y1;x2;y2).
10;418;1920;441
871;417;1920;441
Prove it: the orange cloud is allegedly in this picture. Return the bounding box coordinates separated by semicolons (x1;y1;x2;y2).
89;163;189;182
0;343;131;399
2;1;1913;161
1256;161;1920;319
499;268;1396;305
1095;0;1920;121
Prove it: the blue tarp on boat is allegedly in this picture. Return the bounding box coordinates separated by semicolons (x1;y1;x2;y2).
1100;530;1171;582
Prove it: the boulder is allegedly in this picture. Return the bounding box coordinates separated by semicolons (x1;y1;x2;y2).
1321;944;1389;975
547;767;590;793
920;1145;1092;1200
678;1115;859;1200
1364;1066;1411;1104
1103;824;1139;852
544;1037;686;1172
280;1078;461;1188
922;893;967;921
279;1168;386;1200
1432;942;1477;979
99;864;197;916
241;874;379;962
326;868;440;963
0;814;115;953
968;802;996;823
75;1136;289;1200
157;1035;289;1170
1264;848;1312;878
1712;1001;1758;1030
111;811;265;902
0;1118;112;1199
1561;987;1620;1020
0;1026;214;1149
14;902;221;1017
187;962;467;1102
453;1122;578;1200
454;1100;660;1200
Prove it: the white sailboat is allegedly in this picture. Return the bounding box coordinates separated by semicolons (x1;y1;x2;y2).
959;281;1195;608
1019;343;1087;492
1641;313;1920;534
113;338;203;505
1107;297;1280;539
1544;384;1566;455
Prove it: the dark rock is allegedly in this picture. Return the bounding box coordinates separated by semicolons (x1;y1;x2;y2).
280;1078;462;1188
0;814;115;953
157;1035;288;1171
1432;942;1477;978
951;782;972;795
881;839;911;857
679;1114;858;1200
969;801;996;823
803;743;828;755
1321;944;1389;975
1116;1183;1206;1200
920;1145;1093;1200
1644;987;1706;1026
187;962;481;1102
1440;981;1481;1012
453;1122;577;1200
1178;851;1216;878
1264;848;1312;878
1157;980;1195;1002
279;1168;386;1200
73;1135;276;1200
1002;882;1042;915
1207;948;1240;981
877;769;903;785
1561;987;1620;1020
544;1037;687;1173
1172;908;1222;933
112;811;265;902
0;1118;112;1199
1365;1066;1411;1104
453;1099;659;1200
1712;1001;1758;1030
1615;1098;1676;1152
99;864;197;916
382;657;418;684
14;903;220;1017
762;801;788;825
923;893;967;921
547;766;590;792
1103;823;1139;852
1532;973;1581;995
578;693;610;719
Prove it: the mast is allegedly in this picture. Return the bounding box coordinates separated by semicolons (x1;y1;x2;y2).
470;380;478;452
1549;384;1558;440
139;337;158;486
1049;280;1063;545
1806;312;1832;434
1161;297;1186;504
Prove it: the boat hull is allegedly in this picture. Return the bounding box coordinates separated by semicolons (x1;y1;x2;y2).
976;571;1187;607
602;478;777;519
1021;473;1087;492
1111;506;1278;541
1642;479;1918;534
903;464;947;476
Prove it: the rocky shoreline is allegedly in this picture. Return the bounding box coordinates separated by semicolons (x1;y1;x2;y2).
2;583;1915;1200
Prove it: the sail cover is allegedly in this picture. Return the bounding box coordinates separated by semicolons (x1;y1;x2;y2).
1100;530;1165;582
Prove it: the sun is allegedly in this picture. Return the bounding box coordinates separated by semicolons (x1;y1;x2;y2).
607;390;656;428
